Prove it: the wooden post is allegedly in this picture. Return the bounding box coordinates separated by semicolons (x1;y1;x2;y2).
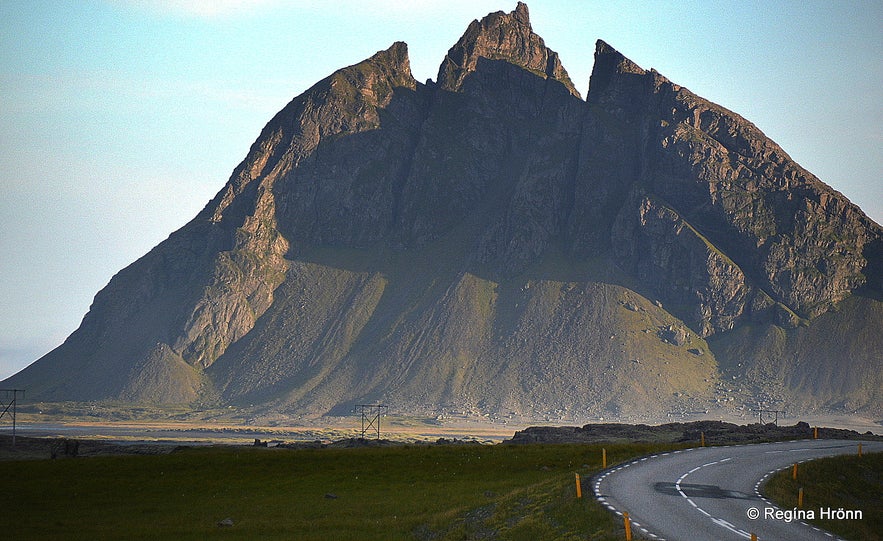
813;426;818;439
602;447;607;469
575;473;582;499
858;443;862;457
792;463;798;480
701;431;705;447
798;487;804;509
623;511;632;541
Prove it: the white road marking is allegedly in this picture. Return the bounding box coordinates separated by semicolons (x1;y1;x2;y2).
591;441;865;541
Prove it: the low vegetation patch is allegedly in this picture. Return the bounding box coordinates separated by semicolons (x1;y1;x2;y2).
0;441;677;540
763;451;882;541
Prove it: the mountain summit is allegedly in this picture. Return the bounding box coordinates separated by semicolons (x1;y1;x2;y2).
6;4;881;421
438;2;579;97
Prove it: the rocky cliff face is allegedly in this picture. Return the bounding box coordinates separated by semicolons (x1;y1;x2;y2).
582;39;881;334
6;3;881;419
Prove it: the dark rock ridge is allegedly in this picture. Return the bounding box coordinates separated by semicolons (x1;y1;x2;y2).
5;3;881;420
506;421;883;445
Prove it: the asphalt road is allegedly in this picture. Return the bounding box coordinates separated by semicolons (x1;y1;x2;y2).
593;439;882;541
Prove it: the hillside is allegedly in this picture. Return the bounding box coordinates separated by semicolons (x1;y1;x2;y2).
5;3;881;422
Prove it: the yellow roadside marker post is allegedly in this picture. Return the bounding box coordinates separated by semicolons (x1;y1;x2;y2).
798;487;804;508
792;463;798;480
602;447;607;468
623;511;632;541
575;473;582;499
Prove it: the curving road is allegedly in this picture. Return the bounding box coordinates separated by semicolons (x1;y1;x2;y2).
593;439;882;541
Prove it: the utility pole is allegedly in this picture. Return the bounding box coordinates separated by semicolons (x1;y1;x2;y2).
755;409;785;426
355;405;387;440
0;389;24;446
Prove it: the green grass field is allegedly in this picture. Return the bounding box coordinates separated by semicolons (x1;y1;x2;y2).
764;451;882;541
0;442;680;540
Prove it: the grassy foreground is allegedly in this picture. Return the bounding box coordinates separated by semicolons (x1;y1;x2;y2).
0;442;676;540
764;451;882;541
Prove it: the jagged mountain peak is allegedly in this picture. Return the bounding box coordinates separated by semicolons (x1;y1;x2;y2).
513;0;530;24
4;3;881;420
374;40;411;72
437;2;579;98
593;39;645;75
203;40;417;227
586;39;651;107
337;40;417;97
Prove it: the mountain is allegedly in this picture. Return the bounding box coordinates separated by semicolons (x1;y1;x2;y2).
6;3;882;422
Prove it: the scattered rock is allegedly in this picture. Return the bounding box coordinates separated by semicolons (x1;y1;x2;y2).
217;518;234;528
658;325;688;346
327;438;396;448
435;437;481;445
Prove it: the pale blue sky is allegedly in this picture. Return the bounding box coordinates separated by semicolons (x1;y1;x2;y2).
1;0;881;380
